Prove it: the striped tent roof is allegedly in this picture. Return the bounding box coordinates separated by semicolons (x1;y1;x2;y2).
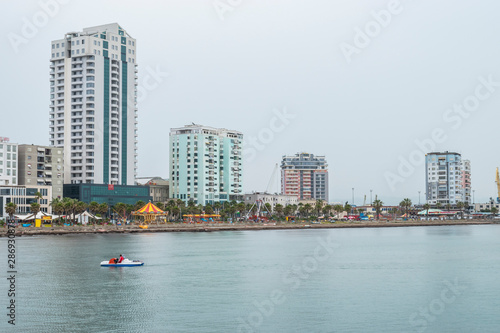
134;202;165;214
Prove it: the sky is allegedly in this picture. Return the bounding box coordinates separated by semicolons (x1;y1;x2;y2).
1;0;500;205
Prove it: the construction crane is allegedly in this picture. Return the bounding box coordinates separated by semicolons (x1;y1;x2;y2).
496;168;500;203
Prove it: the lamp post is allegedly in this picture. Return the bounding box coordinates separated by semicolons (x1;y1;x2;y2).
418;191;421;205
352;188;354;206
370;189;373;205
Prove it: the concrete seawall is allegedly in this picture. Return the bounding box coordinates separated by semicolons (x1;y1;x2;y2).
1;220;496;237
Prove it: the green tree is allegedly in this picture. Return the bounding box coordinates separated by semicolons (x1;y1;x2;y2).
213;202;222;215
372;199;383;220
134;200;146;211
5;202;17;222
344;204;352;217
491;206;498;218
275;204;284;219
34;191;43;205
62;197;78;223
333;204;343;219
205;205;214;215
30;202;41;219
89;201;100;226
456;202;465;219
399;198;412;220
423;203;430;221
303;203;313;218
283;205;293;219
315;200;324;216
156;202;165;211
98;203;109;221
114;202;128;222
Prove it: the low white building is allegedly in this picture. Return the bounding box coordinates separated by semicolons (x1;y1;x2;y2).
0;185;52;218
474;202;500;212
244;192;298;212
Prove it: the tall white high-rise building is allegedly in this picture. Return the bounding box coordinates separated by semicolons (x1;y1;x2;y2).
169;124;243;205
49;23;138;185
0;137;18;186
425;152;471;206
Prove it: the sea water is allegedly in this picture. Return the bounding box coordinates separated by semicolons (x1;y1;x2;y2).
1;225;500;332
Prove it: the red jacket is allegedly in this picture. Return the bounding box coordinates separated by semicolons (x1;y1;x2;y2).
118;256;124;263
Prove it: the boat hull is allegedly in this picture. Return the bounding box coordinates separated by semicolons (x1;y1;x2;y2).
100;260;144;267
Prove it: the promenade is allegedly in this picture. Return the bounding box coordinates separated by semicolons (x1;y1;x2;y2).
0;220;495;237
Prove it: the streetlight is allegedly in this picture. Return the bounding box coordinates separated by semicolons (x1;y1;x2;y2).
418;191;421;205
370;189;373;205
352;188;354;206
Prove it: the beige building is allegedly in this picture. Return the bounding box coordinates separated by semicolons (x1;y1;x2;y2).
18;145;64;200
136;177;169;203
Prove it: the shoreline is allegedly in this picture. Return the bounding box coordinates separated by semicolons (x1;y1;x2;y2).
0;220;496;237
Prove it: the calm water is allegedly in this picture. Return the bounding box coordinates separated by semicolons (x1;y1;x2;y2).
1;225;500;332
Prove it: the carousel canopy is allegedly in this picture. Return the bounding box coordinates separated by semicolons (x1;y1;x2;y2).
133;202;166;215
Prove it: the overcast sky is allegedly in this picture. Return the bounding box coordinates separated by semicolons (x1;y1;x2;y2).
2;0;500;205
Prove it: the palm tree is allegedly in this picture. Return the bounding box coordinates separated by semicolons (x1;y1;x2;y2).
75;201;87;224
456;202;465;220
491;206;498;219
98;203;109;222
322;204;332;218
275;204;284;219
62;197;77;224
205;205;214;215
89;201;100;226
171;206;180;221
423;203;430;221
372;198;383;220
134;200;146;211
303;204;313;218
333;204;343;219
213;202;222;215
30;202;41;220
343;204;352;217
156;202;165;211
283;205;293;220
399;198;412;220
315;200;324;216
236;202;246;219
50;198;64;225
298;206;307;218
114;202;128;223
34;191;43;205
5;202;17;223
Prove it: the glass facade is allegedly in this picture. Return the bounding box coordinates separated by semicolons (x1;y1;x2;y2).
64;184;151;205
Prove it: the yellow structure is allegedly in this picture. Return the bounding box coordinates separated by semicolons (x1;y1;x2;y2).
496;168;500;202
132;201;168;224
